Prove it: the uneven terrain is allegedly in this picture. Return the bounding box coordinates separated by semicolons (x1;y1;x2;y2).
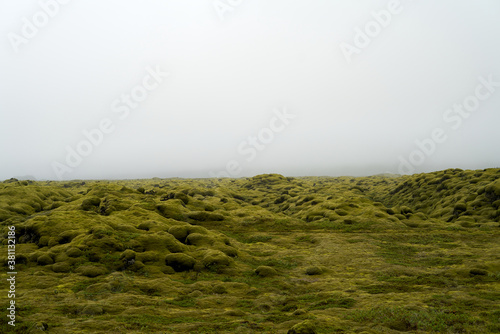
0;168;499;333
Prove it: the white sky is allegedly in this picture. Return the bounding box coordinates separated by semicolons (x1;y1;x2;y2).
1;0;499;180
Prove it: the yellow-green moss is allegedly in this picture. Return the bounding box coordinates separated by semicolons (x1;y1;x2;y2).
255;265;278;277
0;170;499;333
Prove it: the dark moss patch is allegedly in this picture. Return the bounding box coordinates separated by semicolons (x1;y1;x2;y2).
165;253;196;272
305;266;322;275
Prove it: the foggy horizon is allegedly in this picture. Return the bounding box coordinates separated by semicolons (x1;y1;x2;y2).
2;0;500;181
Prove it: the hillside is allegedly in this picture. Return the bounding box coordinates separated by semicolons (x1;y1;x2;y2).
0;169;499;333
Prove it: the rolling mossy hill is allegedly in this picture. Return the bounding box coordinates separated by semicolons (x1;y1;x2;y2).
0;169;499;333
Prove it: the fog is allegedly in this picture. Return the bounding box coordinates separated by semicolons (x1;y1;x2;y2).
1;0;499;180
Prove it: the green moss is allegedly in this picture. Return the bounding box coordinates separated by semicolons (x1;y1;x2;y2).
37;254;54;265
335;209;348;216
400;206;413;214
0;208;12;221
309;295;356;309
295;235;317;244
215;243;238;257
187;211;224;222
0;171;499;333
136;232;186;253
7;203;33;215
287;320;317;334
52;262;71;273
212;284;227;294
174;192;190;205
136;251;159;264
168;225;189;241
156;202;187;221
305;266;322;275
81;197;101;211
346;306;477;332
454;202;467;213
120;249;136;261
165;295;197;307
78;265;107;277
164;253;196;272
58;230;81;244
186;233;214;246
201;250;232;270
137;221;156;231
261;257;298;269
127;260;145;272
48;237;59;247
81;304;104;316
188;225;209;235
255;266;278;277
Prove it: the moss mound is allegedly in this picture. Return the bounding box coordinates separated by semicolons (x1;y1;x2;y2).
81;197;101;211
186;233;214;246
201;250;232;270
168;225;190;241
78;265;107;277
37;254;54;265
52;262;71;273
165;253;196;272
255;266;278;277
136;232;186;253
187;211;224;222
305;266;323;275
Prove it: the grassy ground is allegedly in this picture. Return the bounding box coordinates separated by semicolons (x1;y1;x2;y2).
0;169;499;333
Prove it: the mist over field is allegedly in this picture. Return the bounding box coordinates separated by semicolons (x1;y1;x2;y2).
1;0;500;180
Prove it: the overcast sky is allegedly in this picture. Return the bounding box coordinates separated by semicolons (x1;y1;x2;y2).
1;0;499;180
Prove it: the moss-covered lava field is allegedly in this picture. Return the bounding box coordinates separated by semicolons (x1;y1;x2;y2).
1;168;499;333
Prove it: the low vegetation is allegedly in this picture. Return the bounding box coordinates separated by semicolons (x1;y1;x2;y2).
0;168;499;333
